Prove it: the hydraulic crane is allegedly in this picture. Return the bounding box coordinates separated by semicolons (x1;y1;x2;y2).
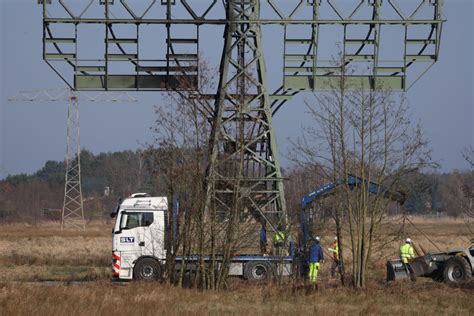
299;175;406;253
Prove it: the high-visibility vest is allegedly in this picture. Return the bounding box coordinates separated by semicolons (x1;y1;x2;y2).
273;231;285;244
400;243;414;263
332;241;339;260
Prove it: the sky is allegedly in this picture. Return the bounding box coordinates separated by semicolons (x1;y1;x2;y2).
0;0;473;179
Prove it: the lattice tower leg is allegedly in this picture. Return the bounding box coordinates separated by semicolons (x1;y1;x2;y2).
61;93;85;230
205;0;287;237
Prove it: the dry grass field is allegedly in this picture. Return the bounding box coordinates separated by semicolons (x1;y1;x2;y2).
0;218;472;315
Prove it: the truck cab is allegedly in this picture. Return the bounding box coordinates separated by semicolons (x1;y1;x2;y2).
111;193;168;280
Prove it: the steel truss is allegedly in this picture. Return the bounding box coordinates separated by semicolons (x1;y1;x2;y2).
39;0;444;236
204;0;287;233
40;0;444;92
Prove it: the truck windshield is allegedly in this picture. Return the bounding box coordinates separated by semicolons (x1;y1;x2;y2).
123;212;154;229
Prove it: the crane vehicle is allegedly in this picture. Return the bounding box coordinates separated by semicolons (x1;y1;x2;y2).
111;175;403;282
111;193;293;281
387;245;474;285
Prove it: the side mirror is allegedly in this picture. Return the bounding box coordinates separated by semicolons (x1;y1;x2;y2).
114;213;127;234
120;215;128;230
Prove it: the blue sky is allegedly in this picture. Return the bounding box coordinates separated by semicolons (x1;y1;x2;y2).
0;0;473;179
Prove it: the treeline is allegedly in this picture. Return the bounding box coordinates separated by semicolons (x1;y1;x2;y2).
0;149;165;222
0;148;472;222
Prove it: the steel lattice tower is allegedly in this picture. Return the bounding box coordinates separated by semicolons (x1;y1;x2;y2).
9;88;137;229
205;0;287;230
37;0;445;237
62;92;85;230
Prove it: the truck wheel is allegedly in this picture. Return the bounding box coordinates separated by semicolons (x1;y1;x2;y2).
244;261;273;281
443;256;472;285
134;258;162;282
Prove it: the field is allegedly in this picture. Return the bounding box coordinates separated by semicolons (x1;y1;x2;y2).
0;218;472;315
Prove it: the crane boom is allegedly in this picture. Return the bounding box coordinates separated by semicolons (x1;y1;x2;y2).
301;175;406;208
300;174;406;249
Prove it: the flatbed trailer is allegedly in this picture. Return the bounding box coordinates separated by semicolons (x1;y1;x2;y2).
174;255;294;281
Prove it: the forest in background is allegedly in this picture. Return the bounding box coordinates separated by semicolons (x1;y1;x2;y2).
0;148;472;223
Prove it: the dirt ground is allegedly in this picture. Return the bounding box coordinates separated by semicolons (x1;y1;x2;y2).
0;218;472;315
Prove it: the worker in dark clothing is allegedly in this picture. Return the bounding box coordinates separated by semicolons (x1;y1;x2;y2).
260;223;267;255
308;236;324;284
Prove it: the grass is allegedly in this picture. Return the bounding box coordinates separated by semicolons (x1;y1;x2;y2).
0;281;472;315
0;222;110;282
0;218;472;315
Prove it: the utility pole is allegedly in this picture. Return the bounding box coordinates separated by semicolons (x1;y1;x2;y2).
37;0;444;235
9;88;136;229
62;91;84;230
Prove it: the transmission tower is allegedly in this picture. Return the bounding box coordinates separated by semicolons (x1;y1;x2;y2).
204;1;287;230
37;0;444;236
9;88;136;229
62;91;83;230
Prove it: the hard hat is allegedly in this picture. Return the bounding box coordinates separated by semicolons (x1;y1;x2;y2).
315;236;321;242
334;236;338;241
406;238;411;244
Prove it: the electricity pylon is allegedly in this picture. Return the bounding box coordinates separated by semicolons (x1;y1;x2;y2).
62;91;83;230
37;0;444;235
9;88;136;229
204;1;287;231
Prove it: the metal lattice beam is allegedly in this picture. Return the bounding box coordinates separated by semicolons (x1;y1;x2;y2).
204;0;286;236
39;0;444;92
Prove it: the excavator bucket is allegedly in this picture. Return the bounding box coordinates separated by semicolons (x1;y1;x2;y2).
386;259;410;281
387;257;429;281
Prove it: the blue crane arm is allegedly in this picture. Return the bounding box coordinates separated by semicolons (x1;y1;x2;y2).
300;175;405;249
301;174;405;208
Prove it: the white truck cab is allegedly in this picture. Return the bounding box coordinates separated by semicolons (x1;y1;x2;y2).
112;193;168;281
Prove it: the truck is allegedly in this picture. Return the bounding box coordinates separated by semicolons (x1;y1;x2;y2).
111;193;293;281
111;176;404;282
387;245;474;285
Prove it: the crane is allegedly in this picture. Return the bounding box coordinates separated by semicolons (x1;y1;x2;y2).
299;175;406;251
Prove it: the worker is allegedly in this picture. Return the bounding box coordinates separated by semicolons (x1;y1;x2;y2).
400;238;416;281
308;236;324;284
273;224;286;256
260;223;267;255
330;236;340;278
400;238;415;264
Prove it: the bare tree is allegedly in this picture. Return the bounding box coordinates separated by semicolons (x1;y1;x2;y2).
290;56;434;288
461;147;474;219
462;146;474;169
148;60;215;287
149;60;259;289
